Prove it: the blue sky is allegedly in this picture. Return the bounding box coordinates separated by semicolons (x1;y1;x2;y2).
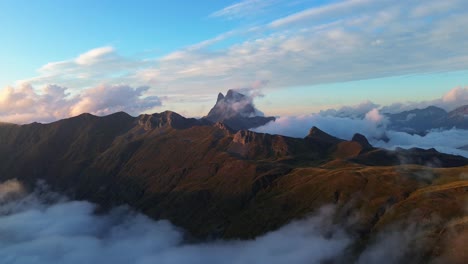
0;0;468;123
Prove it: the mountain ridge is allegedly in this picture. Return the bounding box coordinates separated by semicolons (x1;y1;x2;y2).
0;109;467;262
386;104;468;135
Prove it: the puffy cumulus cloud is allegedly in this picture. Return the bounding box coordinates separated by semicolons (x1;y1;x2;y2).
0;84;162;124
70;85;161;117
0;84;72;124
0;180;351;264
441;86;468;109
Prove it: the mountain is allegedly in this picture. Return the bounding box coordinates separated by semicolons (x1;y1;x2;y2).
459;145;468;151
447;104;468;127
0;111;467;262
204;89;275;130
386;106;448;134
386;105;468;135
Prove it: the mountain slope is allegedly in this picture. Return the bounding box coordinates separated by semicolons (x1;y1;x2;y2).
0;111;466;262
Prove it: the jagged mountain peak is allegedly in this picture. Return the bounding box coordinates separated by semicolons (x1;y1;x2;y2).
217;92;225;103
205;89;275;130
307;126;339;140
351;133;373;150
207;90;256;121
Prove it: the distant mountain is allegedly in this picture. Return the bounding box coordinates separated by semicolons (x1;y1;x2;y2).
459;145;468;151
386;106;447;134
204;89;275;130
447;104;468;125
386;105;468;135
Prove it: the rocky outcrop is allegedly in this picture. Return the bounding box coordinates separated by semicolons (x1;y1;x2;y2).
204;90;275;130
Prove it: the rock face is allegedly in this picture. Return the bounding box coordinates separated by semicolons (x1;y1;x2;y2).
0;111;467;263
138;111;209;130
204;90;275;130
351;133;373;151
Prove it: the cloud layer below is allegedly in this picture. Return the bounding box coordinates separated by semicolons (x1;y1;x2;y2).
254;99;468;158
0;180;351;264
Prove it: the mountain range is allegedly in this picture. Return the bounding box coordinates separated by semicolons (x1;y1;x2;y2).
386;105;468;135
0;90;467;262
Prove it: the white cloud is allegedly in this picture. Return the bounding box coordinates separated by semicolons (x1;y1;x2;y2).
442;86;468;106
70;85;161;117
254;109;387;140
0;180;351;264
0;84;161;124
411;0;464;18
211;0;285;20
75;46;115;65
374;129;468;158
254;107;468;158
134;0;468;102
382;86;468;113
320;100;380;118
27;47;149;90
4;0;468;118
269;0;378;28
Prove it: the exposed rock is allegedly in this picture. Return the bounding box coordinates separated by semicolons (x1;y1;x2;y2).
204;89;276;130
352;133;373;151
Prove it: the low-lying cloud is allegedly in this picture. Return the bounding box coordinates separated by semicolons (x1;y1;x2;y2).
0;180;351;264
0;84;162;124
254;109;468;158
254;111;388;141
1;171;463;264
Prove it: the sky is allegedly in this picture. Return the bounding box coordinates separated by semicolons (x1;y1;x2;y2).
1;0;468;123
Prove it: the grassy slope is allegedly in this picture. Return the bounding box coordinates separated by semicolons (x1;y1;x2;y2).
0;112;466;262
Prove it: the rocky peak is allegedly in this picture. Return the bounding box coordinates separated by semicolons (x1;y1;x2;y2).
306;127;341;143
233;130;259;145
207;90;256;122
351;133;373;150
217;93;225;103
204;90;276;130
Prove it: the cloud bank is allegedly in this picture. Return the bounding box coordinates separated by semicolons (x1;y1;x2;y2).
254;86;468;157
254;109;468;158
0;84;161;124
0;180;351;264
